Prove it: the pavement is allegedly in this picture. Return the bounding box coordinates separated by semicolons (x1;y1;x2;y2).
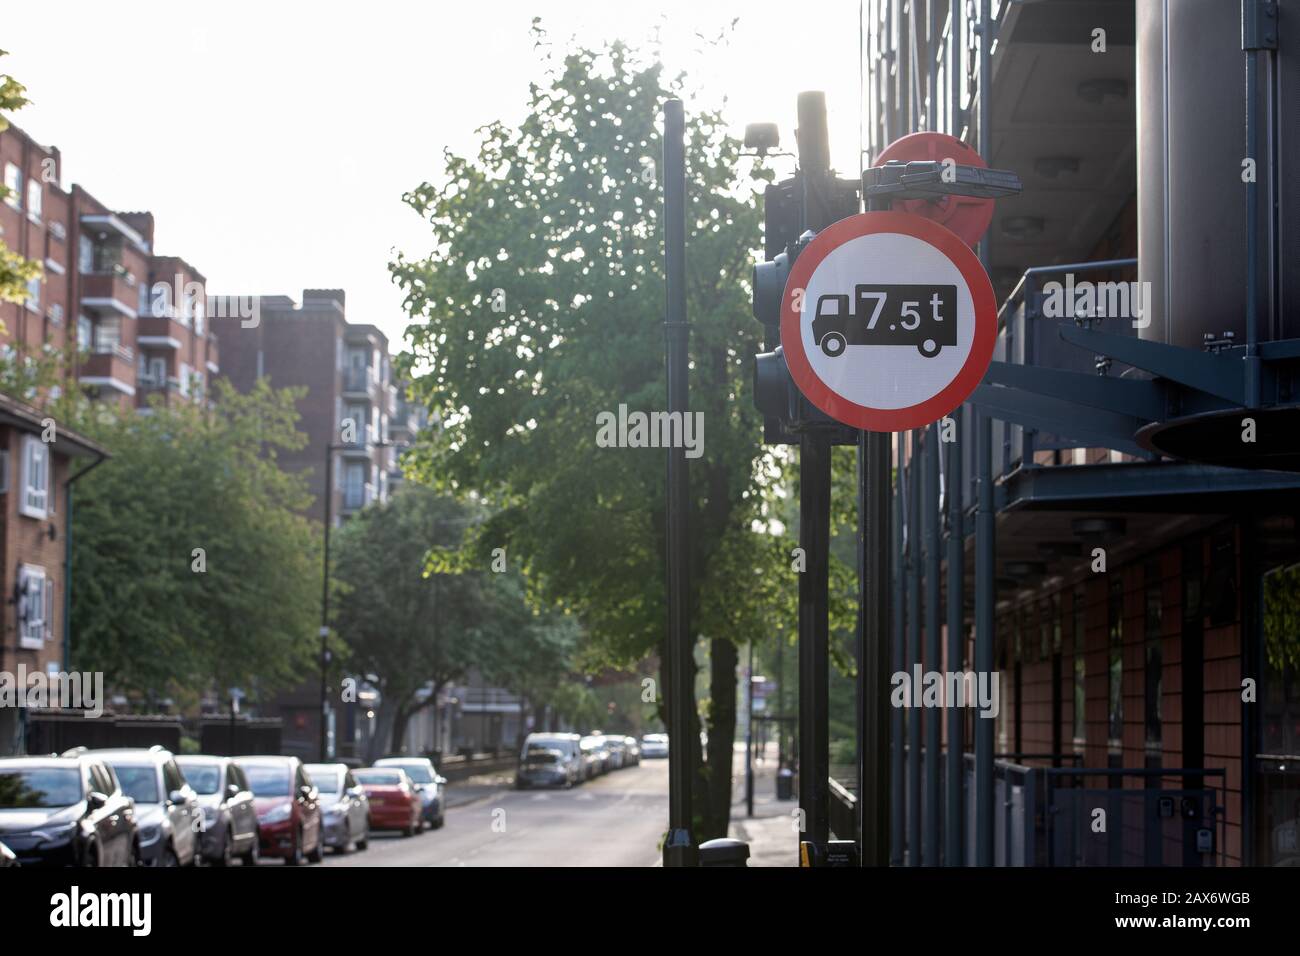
727;742;798;867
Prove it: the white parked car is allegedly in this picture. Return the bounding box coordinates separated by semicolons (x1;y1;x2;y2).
640;733;669;759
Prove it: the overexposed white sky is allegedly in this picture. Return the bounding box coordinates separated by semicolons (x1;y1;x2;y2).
4;1;862;351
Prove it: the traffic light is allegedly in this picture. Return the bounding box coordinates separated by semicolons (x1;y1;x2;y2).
749;93;860;446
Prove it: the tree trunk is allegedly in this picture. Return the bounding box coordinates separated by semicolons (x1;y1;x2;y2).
366;701;398;764
700;637;738;841
388;703;411;754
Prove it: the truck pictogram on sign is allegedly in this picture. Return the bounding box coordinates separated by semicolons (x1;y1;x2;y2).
811;283;957;358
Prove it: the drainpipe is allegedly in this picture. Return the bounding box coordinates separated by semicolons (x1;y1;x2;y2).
63;454;107;672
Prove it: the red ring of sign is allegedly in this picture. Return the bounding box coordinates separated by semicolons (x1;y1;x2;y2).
780;211;997;433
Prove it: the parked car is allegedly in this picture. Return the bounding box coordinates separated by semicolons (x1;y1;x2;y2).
235;755;323;865
0;754;137;867
354;768;422;836
176;755;260;866
374;757;446;828
640;733;669;758
516;733;582;789
600;735;628;770
81;747;199;867
0;840;15;867
623;736;641;766
579;736;608;777
305;763;370;853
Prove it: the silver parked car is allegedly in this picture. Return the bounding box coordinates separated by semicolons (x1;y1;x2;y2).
373;757;446;828
305;763;370;853
79;747;200;867
599;735;628;770
640;733;669;758
516;733;583;789
176;755;260;866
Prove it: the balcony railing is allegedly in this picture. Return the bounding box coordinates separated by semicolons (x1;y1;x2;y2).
893;755;1228;867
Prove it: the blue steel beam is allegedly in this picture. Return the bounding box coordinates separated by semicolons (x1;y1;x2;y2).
1057;324;1245;406
982;361;1167;422
970;384;1149;457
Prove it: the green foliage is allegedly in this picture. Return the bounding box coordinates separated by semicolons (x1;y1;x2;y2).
69;379;322;699
0;48;40;312
392;28;778;670
332;483;587;753
1264;562;1300;673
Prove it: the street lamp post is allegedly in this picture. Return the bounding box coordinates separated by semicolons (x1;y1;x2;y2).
320;435;395;763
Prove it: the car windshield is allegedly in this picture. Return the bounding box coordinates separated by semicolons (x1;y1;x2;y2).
524;749;561;765
179;764;221;795
0;768;83;808
355;770;402;786
241;765;291;797
308;770;341;793
385;764;432;784
108;764;159;804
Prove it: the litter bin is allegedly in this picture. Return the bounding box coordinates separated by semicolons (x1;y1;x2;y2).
776;767;794;800
698;838;750;867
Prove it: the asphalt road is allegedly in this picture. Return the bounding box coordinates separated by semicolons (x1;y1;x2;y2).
320;758;668;867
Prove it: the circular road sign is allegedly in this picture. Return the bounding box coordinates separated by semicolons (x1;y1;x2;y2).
873;132;994;248
780;211;997;433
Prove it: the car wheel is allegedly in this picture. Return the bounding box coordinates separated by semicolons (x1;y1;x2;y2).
240;838;259;867
216;828;234;867
160;844;179;868
306;829;324;864
820;332;847;357
285;829;304;866
337;822;351;854
356;830;368;851
402;821;415;838
129;841;141;868
433;813;445;830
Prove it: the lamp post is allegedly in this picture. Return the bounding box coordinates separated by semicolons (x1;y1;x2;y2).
320;434;395;762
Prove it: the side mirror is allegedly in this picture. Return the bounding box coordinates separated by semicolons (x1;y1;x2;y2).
435;775;447;786
86;791;108;811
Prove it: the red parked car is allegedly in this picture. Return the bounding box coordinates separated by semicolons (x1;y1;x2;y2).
354;768;423;837
234;756;323;865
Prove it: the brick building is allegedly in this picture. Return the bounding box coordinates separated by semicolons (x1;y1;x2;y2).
0;122;219;410
211;289;399;759
0;121;214;754
0;392;106;755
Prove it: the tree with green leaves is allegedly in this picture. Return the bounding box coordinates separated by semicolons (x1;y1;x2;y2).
331;483;557;761
69;379;322;703
0;49;42;314
392;25;786;840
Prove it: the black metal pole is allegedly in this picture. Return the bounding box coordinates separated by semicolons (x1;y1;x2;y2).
974;409;995;865
890;430;905;864
319;443;334;763
662;98;696;868
798;431;832;849
746;641;755;817
860;428;892;865
923;424;941;864
906;432;922;864
945;412;965;864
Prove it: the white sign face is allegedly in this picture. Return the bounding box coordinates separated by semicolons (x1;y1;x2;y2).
780;212;997;432
799;232;975;410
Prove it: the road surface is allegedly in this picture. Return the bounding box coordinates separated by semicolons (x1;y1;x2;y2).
321;758;668;867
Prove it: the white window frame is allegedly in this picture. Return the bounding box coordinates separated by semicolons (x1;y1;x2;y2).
20;434;49;519
17;564;48;650
3;163;20;209
25;178;41;221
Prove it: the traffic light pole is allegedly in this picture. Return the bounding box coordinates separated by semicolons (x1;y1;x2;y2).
797;430;832;848
662;98;697;868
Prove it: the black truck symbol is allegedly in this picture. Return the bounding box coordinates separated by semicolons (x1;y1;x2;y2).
811;283;957;358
